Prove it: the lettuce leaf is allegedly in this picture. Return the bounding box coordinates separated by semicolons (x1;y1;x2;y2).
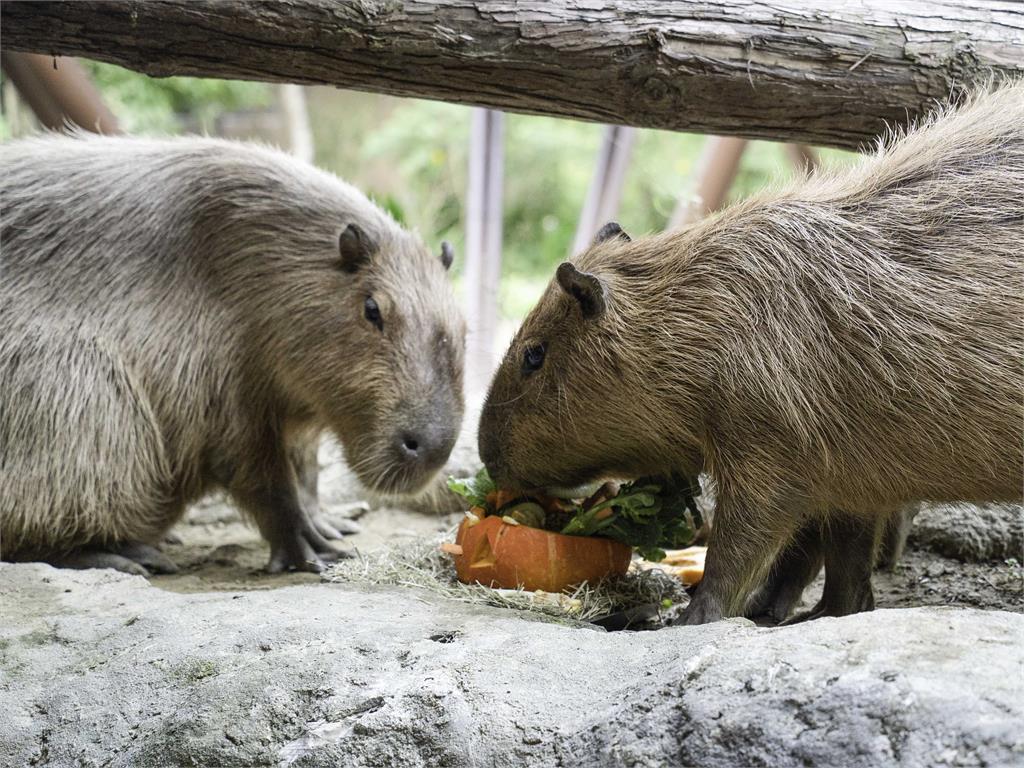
446;467;496;509
560;475;702;561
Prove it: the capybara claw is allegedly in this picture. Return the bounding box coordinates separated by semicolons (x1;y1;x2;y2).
314;546;353;564
311;514;362;539
266;528;351;573
266;554;305;574
311;514;345;540
781;608;819;625
266;548;320;574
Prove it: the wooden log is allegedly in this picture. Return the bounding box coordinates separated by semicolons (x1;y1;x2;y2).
3;1;1022;150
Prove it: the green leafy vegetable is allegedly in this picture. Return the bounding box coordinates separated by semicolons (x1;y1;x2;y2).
561;475;702;561
446;467;496;509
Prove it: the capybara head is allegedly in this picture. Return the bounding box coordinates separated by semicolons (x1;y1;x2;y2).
312;225;465;495
222;154;466;495
479;223;708;491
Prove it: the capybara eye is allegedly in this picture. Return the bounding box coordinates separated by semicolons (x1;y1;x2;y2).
364;296;383;331
521;343;546;375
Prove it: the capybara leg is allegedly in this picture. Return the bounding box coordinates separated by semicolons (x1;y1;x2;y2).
236;477;352;574
745;519;824;624
785;512;878;623
679;491;801;625
876;505;917;571
289;434;354;541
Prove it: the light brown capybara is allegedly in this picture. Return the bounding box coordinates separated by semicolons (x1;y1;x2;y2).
1;134;465;575
479;83;1023;624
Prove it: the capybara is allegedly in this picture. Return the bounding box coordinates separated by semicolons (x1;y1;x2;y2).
479;83;1023;624
1;134;465;575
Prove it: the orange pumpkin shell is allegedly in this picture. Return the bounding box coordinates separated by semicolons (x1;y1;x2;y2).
452;515;632;593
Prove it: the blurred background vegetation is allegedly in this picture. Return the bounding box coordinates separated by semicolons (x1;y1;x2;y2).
1;61;856;321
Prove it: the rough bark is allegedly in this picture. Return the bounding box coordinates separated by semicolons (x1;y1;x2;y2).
3;1;1022;149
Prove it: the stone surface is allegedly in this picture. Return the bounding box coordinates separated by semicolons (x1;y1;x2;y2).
2;563;1022;768
911;502;1024;563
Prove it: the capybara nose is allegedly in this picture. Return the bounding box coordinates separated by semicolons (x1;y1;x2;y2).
396;426;454;471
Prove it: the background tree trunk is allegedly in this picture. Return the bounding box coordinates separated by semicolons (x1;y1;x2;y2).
3;1;1022;150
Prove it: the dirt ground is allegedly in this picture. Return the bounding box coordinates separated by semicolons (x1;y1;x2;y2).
872;547;1022;612
152;494;1024;619
152;499;461;594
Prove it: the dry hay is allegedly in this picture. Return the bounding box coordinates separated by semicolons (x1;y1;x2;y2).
324;529;689;625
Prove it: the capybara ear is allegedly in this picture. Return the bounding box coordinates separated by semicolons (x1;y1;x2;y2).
338;223;376;273
440;241;454;270
556;262;606;319
593;221;631;245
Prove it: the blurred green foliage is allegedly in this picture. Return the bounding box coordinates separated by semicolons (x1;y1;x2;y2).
81;60;272;133
27;61;856;319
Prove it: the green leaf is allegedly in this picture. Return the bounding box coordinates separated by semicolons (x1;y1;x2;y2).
637;546;667;562
558;474;703;555
446;467;496;509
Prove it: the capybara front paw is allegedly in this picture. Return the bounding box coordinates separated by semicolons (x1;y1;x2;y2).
266;528;352;574
309;512;361;540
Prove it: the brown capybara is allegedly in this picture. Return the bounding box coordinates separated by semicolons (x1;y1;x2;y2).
479;83;1023;624
1;134;465;575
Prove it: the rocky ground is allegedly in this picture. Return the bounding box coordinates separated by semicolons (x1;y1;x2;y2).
2;566;1022;768
2;436;1022;767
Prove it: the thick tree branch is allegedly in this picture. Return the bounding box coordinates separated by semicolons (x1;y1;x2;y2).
3;1;1022;149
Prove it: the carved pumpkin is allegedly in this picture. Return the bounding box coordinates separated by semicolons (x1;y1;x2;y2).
451;515;632;593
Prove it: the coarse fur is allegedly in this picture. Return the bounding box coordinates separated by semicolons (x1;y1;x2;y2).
479;83;1024;623
1;133;465;572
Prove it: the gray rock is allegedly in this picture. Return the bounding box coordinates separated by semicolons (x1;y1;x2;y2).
911;502;1024;563
1;563;1021;768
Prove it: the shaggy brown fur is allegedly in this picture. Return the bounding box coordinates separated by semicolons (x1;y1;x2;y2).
1;134;465;574
479;83;1023;624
